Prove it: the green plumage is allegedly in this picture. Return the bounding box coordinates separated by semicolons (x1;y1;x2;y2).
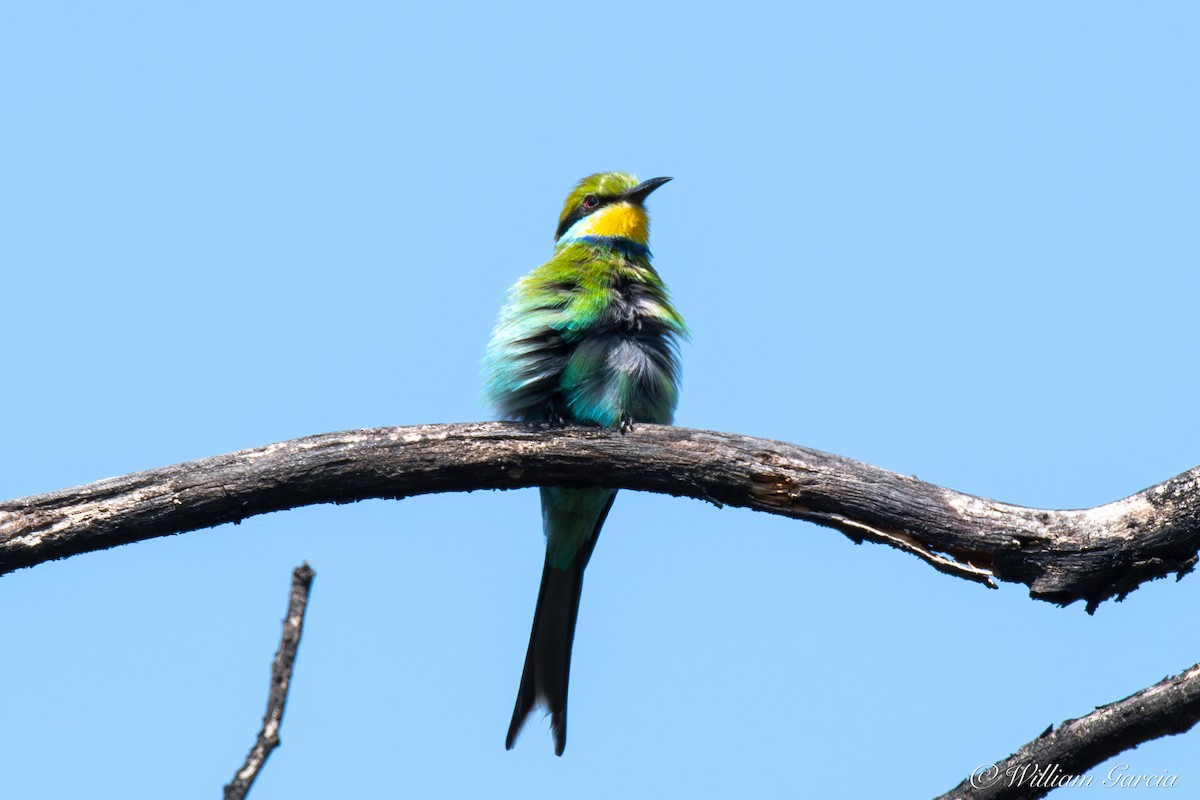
484;172;686;755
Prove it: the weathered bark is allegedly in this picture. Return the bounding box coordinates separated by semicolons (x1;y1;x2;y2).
224;563;315;800
2;422;1199;610
937;660;1200;799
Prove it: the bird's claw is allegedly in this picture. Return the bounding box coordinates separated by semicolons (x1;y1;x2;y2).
543;399;569;428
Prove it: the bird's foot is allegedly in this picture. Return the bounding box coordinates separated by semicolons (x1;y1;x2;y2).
545;401;569;428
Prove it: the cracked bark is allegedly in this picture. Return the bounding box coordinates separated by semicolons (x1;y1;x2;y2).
3;423;1198;611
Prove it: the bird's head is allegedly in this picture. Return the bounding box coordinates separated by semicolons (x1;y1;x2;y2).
554;172;672;246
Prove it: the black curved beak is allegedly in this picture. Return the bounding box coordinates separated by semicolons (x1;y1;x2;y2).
625;176;673;205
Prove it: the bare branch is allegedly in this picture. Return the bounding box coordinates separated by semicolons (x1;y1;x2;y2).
224;563;315;800
2;422;1199;609
936;660;1200;799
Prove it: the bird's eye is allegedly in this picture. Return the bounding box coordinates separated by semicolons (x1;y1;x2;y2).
582;195;599;210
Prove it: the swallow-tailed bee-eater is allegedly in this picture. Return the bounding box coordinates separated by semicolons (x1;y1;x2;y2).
484;172;687;755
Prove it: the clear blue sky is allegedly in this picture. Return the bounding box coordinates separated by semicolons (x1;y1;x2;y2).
3;3;1199;797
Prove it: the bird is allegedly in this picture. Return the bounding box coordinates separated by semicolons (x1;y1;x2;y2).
484;172;687;755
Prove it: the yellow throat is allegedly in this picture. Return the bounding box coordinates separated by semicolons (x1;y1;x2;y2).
563;202;649;244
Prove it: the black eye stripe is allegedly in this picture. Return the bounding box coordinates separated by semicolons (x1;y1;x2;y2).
554;194;622;240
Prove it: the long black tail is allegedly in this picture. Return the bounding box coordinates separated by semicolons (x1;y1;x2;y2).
506;492;615;756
